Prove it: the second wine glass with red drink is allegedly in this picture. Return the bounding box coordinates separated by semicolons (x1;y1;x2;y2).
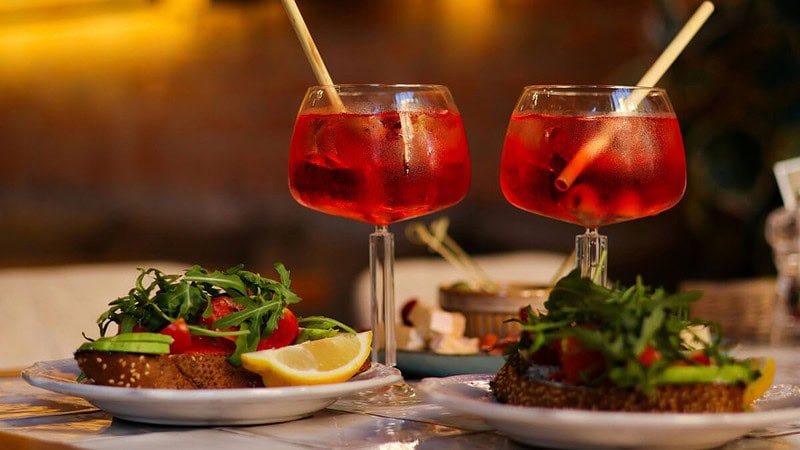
500;85;687;285
288;84;471;369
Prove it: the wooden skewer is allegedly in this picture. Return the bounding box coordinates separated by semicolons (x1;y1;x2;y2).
549;250;576;287
554;1;714;192
280;0;345;112
429;218;497;291
406;220;497;292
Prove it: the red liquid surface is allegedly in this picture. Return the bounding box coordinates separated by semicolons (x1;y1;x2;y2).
500;113;686;227
288;110;471;225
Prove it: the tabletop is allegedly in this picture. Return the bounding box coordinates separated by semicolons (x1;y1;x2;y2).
4;346;800;449
1;373;519;450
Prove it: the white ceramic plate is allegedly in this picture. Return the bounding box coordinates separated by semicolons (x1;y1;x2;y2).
23;359;402;426
417;374;800;450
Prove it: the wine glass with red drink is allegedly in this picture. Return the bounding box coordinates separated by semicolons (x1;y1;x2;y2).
500;85;686;285
288;84;471;368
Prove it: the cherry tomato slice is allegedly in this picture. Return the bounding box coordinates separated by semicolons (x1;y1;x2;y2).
559;336;605;384
160;318;192;354
200;296;243;328
257;308;299;350
689;350;711;366
184;335;236;355
638;344;663;367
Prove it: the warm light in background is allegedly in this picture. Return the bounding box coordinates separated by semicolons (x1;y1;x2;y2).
0;0;209;82
0;0;148;13
438;0;497;33
402;0;498;58
441;0;497;56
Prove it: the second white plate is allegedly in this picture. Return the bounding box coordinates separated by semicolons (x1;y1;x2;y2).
417;374;800;450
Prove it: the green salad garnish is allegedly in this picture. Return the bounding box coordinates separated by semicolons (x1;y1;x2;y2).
511;270;760;393
90;263;353;366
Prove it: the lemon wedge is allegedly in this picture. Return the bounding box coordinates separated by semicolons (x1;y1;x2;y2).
743;357;775;407
241;331;372;387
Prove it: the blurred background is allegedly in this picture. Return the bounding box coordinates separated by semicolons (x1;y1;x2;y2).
0;0;797;324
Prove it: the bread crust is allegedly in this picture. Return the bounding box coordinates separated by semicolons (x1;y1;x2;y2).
490;352;745;413
75;351;264;389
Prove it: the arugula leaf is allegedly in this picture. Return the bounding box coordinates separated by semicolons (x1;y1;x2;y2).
212;300;282;329
274;263;292;288
636;306;664;355
185;265;248;296
228;322;252;366
296;328;339;343
293;316;357;344
298;316;357;334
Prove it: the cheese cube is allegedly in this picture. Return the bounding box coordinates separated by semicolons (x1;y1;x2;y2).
395;325;425;351
407;303;466;339
429;334;480;355
680;325;711;350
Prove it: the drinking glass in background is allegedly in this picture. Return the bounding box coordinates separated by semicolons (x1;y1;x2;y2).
288;84;471;367
766;206;800;343
500;85;687;284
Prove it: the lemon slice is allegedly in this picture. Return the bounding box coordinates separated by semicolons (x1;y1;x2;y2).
743;357;775;407
241;331;372;387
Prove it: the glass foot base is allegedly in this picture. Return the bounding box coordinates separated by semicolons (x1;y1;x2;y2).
335;381;420;412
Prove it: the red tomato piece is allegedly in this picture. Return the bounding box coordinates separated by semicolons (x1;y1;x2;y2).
689;350;711;366
200;296;243;328
559;336;605;384
561;335;584;354
529;341;560;366
638;345;662;367
160;318;192;354
184;335;236;355
257;309;300;350
479;333;499;352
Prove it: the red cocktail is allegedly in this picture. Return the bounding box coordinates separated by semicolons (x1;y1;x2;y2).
501;113;686;228
500;86;687;284
288;85;471;367
289;110;470;225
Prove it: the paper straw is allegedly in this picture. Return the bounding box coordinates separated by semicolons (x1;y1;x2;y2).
637;1;715;88
280;0;345;111
554;1;714;192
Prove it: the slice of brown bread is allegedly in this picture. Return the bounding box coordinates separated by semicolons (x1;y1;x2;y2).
490;352;745;412
75;351;264;389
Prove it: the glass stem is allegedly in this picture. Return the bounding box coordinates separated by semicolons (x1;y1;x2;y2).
370;225;396;367
576;228;608;286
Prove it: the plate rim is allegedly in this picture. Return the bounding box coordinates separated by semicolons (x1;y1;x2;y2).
23;358;403;403
417;373;800;428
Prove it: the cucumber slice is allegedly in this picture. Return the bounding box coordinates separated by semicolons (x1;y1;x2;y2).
111;332;174;343
78;333;173;354
656;364;754;385
78;339;170;354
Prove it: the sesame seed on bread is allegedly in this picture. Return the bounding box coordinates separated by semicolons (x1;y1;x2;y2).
75;350;264;389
